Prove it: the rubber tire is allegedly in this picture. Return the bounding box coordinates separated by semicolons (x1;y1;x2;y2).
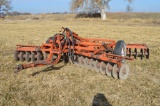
114;40;126;62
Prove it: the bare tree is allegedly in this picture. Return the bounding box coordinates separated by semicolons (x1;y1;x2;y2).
71;0;133;20
126;4;133;12
0;0;12;14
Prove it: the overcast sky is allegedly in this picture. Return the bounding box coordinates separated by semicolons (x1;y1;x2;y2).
12;0;160;13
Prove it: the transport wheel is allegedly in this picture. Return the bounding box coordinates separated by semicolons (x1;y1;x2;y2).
105;63;112;77
84;57;90;69
14;50;20;61
25;51;31;62
114;40;126;63
100;61;106;75
119;64;130;80
89;58;95;70
94;60;100;73
31;51;36;62
37;51;43;61
112;64;119;79
19;52;25;62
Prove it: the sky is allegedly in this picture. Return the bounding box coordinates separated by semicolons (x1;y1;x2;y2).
11;0;160;13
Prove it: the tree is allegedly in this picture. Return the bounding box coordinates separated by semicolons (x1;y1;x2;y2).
126;4;133;12
0;0;12;14
71;0;133;20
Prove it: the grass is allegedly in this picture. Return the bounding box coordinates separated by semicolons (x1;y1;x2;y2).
0;13;160;106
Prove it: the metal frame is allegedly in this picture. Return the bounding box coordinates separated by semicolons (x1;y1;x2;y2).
14;27;149;79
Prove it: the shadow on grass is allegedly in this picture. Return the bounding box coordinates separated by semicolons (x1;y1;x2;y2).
31;64;66;76
92;93;112;106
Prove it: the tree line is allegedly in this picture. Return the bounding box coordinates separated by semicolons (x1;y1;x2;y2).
0;0;133;20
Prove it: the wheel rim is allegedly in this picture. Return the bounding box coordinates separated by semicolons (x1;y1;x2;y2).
112;64;119;79
121;45;126;63
100;61;106;75
106;63;112;76
119;64;130;80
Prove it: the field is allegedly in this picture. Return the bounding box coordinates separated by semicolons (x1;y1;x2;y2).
0;13;160;106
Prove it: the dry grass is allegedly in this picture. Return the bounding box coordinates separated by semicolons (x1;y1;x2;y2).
0;13;160;106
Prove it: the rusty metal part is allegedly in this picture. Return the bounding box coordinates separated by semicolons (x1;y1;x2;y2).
14;27;150;80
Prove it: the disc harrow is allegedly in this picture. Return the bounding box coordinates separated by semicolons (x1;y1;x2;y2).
14;27;149;79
